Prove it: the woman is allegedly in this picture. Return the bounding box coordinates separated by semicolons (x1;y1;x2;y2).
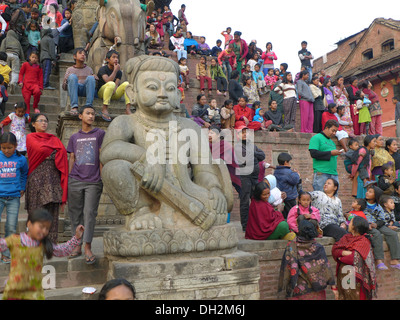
25;113;69;243
145;24;164;50
208;126;241;196
322;78;335;108
347;76;364;136
371;134;395;179
321;103;349;152
333;76;354;137
385;138;400;179
183;31;198;54
228;31;248;82
310;178;348;242
332;216;377;300
245;182;294;240
361;81;382;135
350;135;376;198
261;42;277;77
278;218;336;300
191;94;210;128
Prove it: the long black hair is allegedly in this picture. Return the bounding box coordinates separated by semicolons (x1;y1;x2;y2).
28;208;54;259
297;191;313;216
98;278;136;300
29;113;49;132
253;181;269;201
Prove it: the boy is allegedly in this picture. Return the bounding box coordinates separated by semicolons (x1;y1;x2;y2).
377;162;395;195
197;36;211;56
0;51;11;88
40;28;56;90
344;198;368;225
58;8;74;53
253;63;266;95
211;39;222;57
274;152;300;218
394;96;400;138
380;194;400;229
298;41;313;82
66;105;106;265
343;138;359;174
0;30;24;93
96;49;132;121
62;47;96;114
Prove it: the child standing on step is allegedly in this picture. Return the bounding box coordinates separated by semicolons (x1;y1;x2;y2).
0;208;84;299
0;102;30;155
0;132;28;264
18;51;43;114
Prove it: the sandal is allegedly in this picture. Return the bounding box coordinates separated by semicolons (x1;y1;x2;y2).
1;255;11;264
390;263;400;270
376;262;388;270
69;107;78;115
85;254;96;265
100;112;112;122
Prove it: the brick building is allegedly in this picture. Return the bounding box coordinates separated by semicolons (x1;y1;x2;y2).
313;18;400;137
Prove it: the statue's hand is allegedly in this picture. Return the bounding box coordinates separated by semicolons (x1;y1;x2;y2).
208;187;227;216
141;163;165;193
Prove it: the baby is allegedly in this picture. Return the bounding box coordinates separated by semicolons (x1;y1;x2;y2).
207;99;221;126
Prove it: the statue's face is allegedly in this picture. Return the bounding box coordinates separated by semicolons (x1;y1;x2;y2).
135;71;178;116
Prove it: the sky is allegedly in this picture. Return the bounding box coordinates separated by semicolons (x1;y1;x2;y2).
169;0;399;75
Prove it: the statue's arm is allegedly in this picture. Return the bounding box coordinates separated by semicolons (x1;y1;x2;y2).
100;116;145;165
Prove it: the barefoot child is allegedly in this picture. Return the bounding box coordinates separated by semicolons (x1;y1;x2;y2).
287;191;321;233
220;99;235;129
0;208;84;300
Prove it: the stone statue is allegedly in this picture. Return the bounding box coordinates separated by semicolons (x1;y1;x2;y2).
86;0;148;75
71;0;98;50
100;55;234;233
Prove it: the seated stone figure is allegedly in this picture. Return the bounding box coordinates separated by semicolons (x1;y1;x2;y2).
100;55;233;231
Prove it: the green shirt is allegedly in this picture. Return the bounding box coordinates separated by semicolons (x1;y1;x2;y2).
309;133;338;175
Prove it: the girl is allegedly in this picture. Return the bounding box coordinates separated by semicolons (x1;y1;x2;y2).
385;138;400;179
309;75;325;133
287;191;321;234
209;57;227;96
17;51;43;114
364;185;400;270
261;42;277;76
264;68;277;90
274;72;297;129
332;216;377;300
154;15;164;41
245;182;295;241
220;99;235;129
178;57;189;89
0;208;84;300
221;27;233;49
25;20;40;59
242;75;259;109
0;102;30;155
361;81;383;135
0;132;28;263
195;56;212;95
322;78;334;108
25;114;69;243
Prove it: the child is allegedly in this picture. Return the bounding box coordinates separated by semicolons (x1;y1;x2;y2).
58;8;74;53
17;51;43;114
287;191;321;233
264;68;277;90
97;50;132;120
343;138;360;173
67;105;105;264
0;102;30;154
221;27;233;49
247;52;259;72
209;57;227;96
0;52;11;89
220;99;235;129
380;194;400;229
344;198;368;226
0;30;25;94
377;162;395;195
40;28;56;90
274;72;297;129
393;180;400;221
0;208;84;299
252;63;266;96
243;76;259;109
197;36;211;56
196;55;212;95
218;43;236;81
364;185;400;270
25;20;41;59
358;98;371;135
211;39;222;57
178;57;189;89
207;98;221;127
0;132;28;263
274;152;301;218
242;64;252;80
331;216;377;300
165;15;174;38
154;14;164;41
0;74;8;119
335;105;354;138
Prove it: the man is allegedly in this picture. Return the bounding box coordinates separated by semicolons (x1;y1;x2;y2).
67;105;105;264
62;47;96;115
309;119;343;191
296;70;314;133
298;40;313;82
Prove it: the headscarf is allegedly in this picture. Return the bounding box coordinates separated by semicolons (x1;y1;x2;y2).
265;174;283;206
371;135;395;174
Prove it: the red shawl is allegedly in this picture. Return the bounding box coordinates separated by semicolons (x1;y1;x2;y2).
332;233;371;260
245;198;284;240
26;132;69;203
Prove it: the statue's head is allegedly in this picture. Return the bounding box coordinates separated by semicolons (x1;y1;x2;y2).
125;55;181;117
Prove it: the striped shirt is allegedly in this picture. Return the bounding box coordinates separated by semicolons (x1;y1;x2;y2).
62;65;94;91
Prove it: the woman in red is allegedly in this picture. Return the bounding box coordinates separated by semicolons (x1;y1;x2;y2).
331;216;377;300
233;96;261;131
18;51;43;114
347;77;364;136
25;113;69;243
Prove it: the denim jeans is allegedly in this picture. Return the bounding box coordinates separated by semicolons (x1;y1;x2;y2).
174;49;187;61
312;172;339;192
222;61;232;80
42;58;52;88
0;197;20;258
67;74;96;108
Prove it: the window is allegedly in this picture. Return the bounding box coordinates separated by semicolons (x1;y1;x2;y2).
382;39;395;53
349;41;357;50
362;49;373;61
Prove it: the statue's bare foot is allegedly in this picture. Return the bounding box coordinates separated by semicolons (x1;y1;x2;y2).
126;210;162;231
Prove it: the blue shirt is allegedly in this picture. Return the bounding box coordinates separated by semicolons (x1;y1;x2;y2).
0;151;28;198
